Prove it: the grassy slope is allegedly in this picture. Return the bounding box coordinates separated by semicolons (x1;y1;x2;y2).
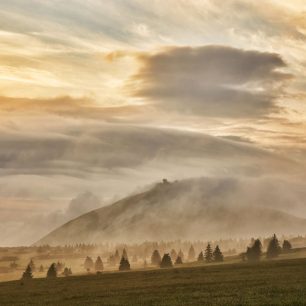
1;258;306;305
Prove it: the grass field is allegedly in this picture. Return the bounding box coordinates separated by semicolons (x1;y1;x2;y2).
0;257;306;305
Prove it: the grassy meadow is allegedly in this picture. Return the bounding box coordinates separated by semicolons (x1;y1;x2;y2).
1;256;306;305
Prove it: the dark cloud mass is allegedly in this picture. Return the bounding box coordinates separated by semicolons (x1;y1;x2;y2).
130;45;292;118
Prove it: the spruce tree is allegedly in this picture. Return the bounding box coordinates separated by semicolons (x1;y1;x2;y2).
267;234;281;259
282;240;292;252
178;249;184;262
188;245;196;261
175;256;183;265
205;243;213;262
47;263;57;278
95;256;104;272
22;264;33;280
151;250;162;266
213;245;224;262
84;256;94;271
197;251;204;262
246;239;262;262
160;254;173;268
119;256;131;271
122;248;128;260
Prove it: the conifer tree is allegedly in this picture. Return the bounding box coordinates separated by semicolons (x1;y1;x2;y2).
246;239;262;262
151;250;162;266
47;263;57;278
29;259;36;272
282;240;292;252
122;248;128;260
119;256;131;271
213;245;224;262
178;249;184;262
84;256;94;271
160;254;173;268
63;267;70;277
266;234;281;259
205;243;213;262
22;264;33;280
197;251;204;262
188;245;196;261
95;256;104;272
175;256;183;265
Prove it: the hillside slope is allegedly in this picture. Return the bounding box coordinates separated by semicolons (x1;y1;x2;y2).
36;177;306;245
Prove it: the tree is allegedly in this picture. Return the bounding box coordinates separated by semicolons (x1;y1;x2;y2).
114;250;120;264
122;248;128;260
213;245;224;262
47;263;57;278
22;265;33;280
95;256;104;272
151;250;162;266
160;254;173;268
29;259;36;272
266;234;281;259
63;267;70;277
119;256;130;271
205;243;213;262
39;265;44;273
188;245;196;261
246;239;262;262
197;251;204;262
178;249;184;262
282;240;292;252
84;256;94;271
175;256;183;265
170;249;177;262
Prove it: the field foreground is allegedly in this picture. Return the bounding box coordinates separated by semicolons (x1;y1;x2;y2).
0;258;306;305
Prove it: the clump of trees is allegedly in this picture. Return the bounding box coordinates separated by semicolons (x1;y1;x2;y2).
62;267;72;277
151;250;162;266
47;263;57;278
175;256;183;265
246;239;262;262
282;240;292;252
119;256;130;271
160;254;173;268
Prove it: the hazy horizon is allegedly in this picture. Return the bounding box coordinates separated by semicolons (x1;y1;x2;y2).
0;0;306;246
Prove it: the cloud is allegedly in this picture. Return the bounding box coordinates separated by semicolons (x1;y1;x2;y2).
128;45;292;118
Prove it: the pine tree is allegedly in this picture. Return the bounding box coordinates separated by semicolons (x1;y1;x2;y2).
205;243;213;262
95;256;104;272
47;263;57;278
188;245;196;261
178;249;184;262
22;264;33;280
213;245;224;262
151;250;162;266
197;251;204;262
175;256;183;265
119;256;131;271
246;239;262;262
160;254;173;268
122;248;128;260
282;240;292;252
267;234;281;259
84;256;94;271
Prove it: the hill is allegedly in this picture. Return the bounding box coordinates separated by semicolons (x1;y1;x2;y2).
36;177;306;245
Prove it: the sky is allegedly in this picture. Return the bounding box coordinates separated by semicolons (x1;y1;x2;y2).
0;0;306;245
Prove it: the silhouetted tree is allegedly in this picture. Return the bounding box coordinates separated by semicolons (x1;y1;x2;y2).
213;245;224;262
29;259;36;272
178;249;184;262
114;250;120;264
95;256;104;272
267;234;281;259
197;251;204;262
22;265;33;280
122;248;128;260
246;239;262;262
151;250;162;266
84;256;94;271
119;256;130;271
205;243;213;262
47;263;57;278
63;267;70;277
282;240;292;252
175;256;183;265
188;245;196;261
160;254;173;268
